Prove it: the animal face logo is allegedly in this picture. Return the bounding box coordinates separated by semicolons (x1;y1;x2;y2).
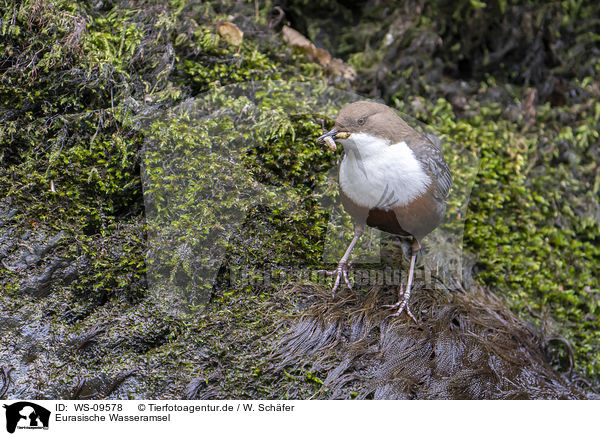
3;402;50;434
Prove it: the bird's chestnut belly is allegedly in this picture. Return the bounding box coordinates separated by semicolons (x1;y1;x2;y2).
340;187;444;241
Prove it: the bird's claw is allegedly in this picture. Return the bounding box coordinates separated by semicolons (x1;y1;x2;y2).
317;261;354;294
384;303;417;323
383;285;417;323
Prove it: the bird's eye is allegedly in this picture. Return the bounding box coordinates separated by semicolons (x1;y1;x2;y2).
357;117;366;126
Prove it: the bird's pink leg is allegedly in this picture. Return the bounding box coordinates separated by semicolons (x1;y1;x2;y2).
318;224;364;294
385;240;420;322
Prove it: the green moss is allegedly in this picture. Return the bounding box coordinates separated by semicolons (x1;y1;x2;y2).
394;95;600;378
2;0;600;399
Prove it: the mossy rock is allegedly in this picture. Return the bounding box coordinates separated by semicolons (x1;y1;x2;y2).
1;0;599;399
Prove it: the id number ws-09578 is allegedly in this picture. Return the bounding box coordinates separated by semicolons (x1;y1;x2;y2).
73;404;123;412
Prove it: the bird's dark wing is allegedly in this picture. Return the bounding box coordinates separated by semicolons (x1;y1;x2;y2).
417;133;452;201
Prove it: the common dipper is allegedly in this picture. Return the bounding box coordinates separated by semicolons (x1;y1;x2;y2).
318;101;452;320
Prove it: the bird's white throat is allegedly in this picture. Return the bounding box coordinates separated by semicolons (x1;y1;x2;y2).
339;133;431;209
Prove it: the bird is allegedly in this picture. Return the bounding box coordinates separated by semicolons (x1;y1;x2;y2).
318;101;452;321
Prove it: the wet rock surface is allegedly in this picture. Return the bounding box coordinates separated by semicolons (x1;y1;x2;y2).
2;0;600;399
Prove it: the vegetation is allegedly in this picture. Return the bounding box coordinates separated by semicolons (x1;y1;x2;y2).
1;0;599;398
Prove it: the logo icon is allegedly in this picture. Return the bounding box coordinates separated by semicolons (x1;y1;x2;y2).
3;402;50;434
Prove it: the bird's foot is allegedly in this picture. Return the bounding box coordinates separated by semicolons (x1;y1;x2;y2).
317;261;353;295
383;285;417;323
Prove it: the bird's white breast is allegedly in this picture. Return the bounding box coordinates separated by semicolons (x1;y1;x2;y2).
339;133;431;209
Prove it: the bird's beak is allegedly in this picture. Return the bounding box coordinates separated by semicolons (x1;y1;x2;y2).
317;129;339;142
317;129;350;151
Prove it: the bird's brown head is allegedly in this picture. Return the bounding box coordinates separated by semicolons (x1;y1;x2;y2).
318;101;411;150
